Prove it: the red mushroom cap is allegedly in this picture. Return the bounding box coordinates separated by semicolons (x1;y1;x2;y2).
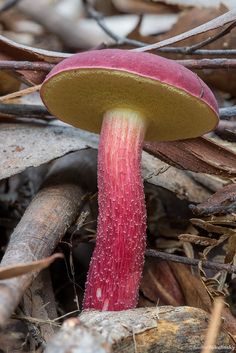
41;49;219;141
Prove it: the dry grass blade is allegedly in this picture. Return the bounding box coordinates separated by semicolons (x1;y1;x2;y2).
0;84;41;102
0;253;63;280
201;297;225;353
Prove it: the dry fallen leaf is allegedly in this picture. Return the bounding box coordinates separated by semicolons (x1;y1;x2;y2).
0;122;98;181
0;72;20;96
0;33;68;84
0;253;63;280
140;258;185;306
1;122;211;203
191;218;235;235
179;234;219;247
169;262;212;310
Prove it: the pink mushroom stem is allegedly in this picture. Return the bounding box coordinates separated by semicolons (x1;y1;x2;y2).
83;108;147;310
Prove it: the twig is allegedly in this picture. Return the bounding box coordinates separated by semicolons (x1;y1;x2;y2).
134;9;236;52
146;249;236;274
184;21;236;54
85;1;236;56
0;150;97;327
0;61;54;72
177;58;236;69
159;47;236;56
201;297;225;353
86;4;143;47
1;57;236;76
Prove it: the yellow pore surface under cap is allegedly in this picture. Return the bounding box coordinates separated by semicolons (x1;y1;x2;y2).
42;68;218;141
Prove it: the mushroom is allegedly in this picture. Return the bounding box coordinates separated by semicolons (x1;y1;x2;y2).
40;49;219;311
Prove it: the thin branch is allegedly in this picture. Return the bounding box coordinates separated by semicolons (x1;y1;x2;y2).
85;1;236;56
184;21;236;54
177;58;236;69
159;47;236;56
0;61;54;71
1;58;236;74
85;3;144;47
146;249;236;274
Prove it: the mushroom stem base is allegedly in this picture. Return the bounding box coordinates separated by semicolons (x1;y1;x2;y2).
83;108;147;311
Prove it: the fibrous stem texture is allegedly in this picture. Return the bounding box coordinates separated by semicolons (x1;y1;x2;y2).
83;109;147;310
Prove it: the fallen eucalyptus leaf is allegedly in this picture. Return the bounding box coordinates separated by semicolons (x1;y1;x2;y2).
1;122;210;203
0;33;68;84
0;122;99;181
0;33;68;62
0;253;63;280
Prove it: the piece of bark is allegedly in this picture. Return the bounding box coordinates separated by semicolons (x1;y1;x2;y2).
144;136;236;177
45;307;234;353
0;149;97;327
